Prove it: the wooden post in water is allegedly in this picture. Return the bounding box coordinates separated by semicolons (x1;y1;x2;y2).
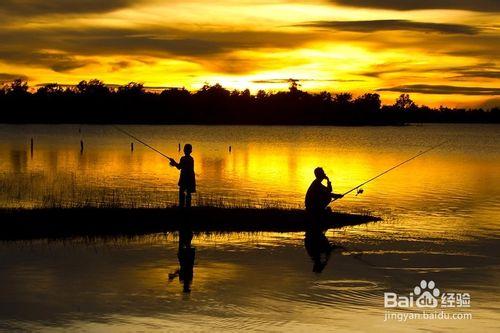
30;137;34;159
229;145;232;153
80;140;84;154
131;142;134;152
178;143;181;152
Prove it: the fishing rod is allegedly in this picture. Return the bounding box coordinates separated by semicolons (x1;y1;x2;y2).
113;125;173;160
334;140;448;201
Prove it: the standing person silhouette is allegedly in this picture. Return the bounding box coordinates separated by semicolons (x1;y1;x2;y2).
169;144;196;208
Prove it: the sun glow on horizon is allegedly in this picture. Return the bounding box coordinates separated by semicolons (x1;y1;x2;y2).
0;0;498;107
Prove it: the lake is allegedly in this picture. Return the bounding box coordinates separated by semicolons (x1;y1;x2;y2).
0;124;499;331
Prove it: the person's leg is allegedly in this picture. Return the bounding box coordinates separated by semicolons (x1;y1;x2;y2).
186;192;192;208
179;189;186;208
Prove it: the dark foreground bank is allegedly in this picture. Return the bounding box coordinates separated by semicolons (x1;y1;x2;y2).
0;207;380;241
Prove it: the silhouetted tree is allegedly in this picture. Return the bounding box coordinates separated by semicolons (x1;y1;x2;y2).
354;93;381;113
117;82;145;96
76;79;109;96
7;79;29;97
36;83;65;96
288;79;300;95
332;92;353;115
256;90;268;100
333;92;353;105
0;79;497;124
394;93;416;111
317;91;332;103
0;84;7;97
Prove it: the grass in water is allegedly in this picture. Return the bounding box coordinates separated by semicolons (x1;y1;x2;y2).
0;172;380;241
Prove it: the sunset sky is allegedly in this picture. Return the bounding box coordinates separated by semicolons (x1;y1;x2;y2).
0;0;498;107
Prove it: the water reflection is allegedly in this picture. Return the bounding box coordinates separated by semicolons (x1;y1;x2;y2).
305;228;333;273
169;223;195;293
0;232;498;332
0;124;499;331
9;150;28;173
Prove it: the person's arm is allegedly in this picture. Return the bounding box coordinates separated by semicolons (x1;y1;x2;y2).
169;158;181;169
325;177;333;193
332;192;344;200
326;176;343;199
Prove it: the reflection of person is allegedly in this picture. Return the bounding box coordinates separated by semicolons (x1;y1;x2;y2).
169;226;195;293
304;228;334;273
169;144;196;208
305;167;343;213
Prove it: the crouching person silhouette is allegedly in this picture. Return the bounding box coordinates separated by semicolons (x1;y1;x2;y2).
169;144;196;208
305;167;343;222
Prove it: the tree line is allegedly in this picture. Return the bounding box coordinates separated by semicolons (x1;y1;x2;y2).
0;79;498;125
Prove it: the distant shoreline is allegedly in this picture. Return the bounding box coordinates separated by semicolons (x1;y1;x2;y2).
1;121;410;126
2;121;499;126
1;80;498;125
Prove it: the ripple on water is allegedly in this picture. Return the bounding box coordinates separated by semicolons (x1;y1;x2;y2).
310;280;382;309
251;279;384;313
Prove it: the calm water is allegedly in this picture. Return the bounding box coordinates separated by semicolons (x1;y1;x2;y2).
0;124;499;332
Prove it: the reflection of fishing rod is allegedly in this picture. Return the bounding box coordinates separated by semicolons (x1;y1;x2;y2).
113;125;173;160
333;140;448;201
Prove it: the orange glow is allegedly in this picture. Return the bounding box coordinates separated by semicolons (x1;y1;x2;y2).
0;1;497;107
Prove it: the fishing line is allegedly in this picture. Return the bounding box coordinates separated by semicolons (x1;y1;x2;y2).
113;125;173;160
335;140;448;200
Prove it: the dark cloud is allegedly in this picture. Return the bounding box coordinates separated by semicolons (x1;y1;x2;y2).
300;20;479;35
347;30;499;60
331;0;500;12
360;63;500;79
377;84;500;95
453;70;500;79
0;51;88;72
294;20;498;61
0;20;496;77
110;61;133;72
421;34;500;60
0;26;315;74
0;73;28;83
0;26;313;56
251;78;363;84
0;0;137;16
70;35;228;57
38;53;88;72
360;69;399;78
